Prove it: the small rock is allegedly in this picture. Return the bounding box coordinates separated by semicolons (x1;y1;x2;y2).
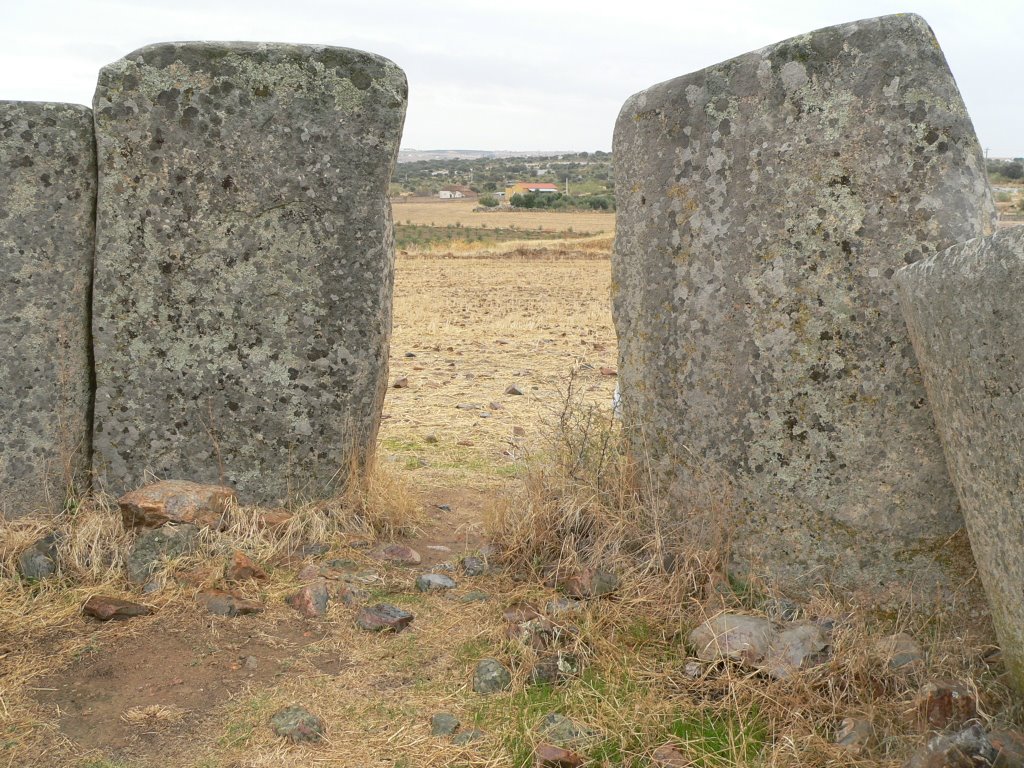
461;556;486;577
689;613;776;666
507;616;558;650
197;589;264;617
762;596;801;622
254;507;293;532
270;705;325;744
416;573;457;592
297;563;321;581
141;578;164;595
243;655;258;671
404;351;416;358
530;652;580;685
989;729;1024;768
456;402;481;410
473;658;512;694
392;376;409;388
505;384;524;396
557;567;620;598
835;717;872;753
380;544;421;565
761;621;831;678
286;581;330;618
296;542;330;558
226;550;267;582
534;743;584;767
456;439;474;446
83;595;152;621
430;712;460;737
118;480;234;530
650;743;689;767
537;712;594;747
17;532;61;581
488;401;504;410
916;679;977;732
903;724;996;768
503;601;543;623
424;432;439;444
599;366;617;376
336;584;369;607
684;661;704;679
452;729;486;746
874;632;925;671
126;524;199;584
356;603;414;633
546;597;582;616
459;590;489;603
426;543;451;551
435;504;452;513
512;425;527;437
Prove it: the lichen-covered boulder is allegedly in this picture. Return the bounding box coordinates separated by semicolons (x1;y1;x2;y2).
91;42;407;503
612;14;995;600
0;102;94;517
896;226;1024;691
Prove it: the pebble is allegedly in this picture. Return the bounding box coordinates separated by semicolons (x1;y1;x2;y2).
356;603;414;633
416;573;457;592
270;705;325;743
473;658;512;694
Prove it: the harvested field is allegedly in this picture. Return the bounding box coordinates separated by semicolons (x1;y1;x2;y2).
392;197;616;235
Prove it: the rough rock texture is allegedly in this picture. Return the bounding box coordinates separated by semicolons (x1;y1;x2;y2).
126;523;199;584
17;532;61;581
91;42;408;503
118;480;235;530
896;226;1024;690
83;596;152;621
0;102;95;517
270;705;325;743
612;14;995;599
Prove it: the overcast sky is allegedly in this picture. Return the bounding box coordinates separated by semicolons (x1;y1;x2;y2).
1;0;1020;156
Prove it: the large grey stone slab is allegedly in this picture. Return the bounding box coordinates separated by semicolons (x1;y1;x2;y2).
896;226;1024;690
0;102;95;517
92;42;407;503
612;14;995;600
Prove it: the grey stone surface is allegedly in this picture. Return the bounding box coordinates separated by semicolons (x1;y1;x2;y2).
472;658;511;694
17;532;62;580
896;225;1024;691
91;42;408;503
612;14;995;599
416;572;457;592
126;523;199;584
0;102;94;517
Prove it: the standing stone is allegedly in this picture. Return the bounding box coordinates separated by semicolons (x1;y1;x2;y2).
612;14;995;599
91;43;408;503
896;226;1024;691
0;102;94;517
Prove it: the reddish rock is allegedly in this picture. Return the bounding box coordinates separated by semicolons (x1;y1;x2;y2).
83;595;152;621
380;544;421;565
534;743;584;767
355;603;414;633
651;743;690;767
990;729;1024;768
119;480;235;530
197;589;264;617
255;507;293;532
337;584;369;607
916;679;977;732
502;601;542;623
599;366;617;377
226;551;267;582
287;581;330;618
557;568;620;599
297;563;321;582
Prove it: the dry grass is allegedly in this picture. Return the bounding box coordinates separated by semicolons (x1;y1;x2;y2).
392;198;616;235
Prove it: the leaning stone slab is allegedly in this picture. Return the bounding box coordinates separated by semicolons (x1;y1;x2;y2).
91;42;408;503
896;226;1024;691
0;102;95;517
612;14;995;599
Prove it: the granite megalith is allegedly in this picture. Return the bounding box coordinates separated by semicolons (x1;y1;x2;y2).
896;226;1024;691
0;102;95;517
612;14;995;599
91;42;407;503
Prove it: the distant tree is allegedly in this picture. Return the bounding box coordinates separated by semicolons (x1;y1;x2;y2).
483;181;497;192
478;195;499;207
1004;162;1023;180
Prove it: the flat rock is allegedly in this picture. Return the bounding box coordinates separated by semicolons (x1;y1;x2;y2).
430;712;460;737
336;583;369;607
286;581;330;618
0;101;94;518
380;544;421;565
91;42;407;503
83;595;152;621
761;622;831;678
461;556;487;577
118;480;235;530
473;658;512;694
897;225;1024;690
534;743;584;767
916;679;977;732
17;533;61;581
356;603;414;633
197;589;264;617
650;743;690;767
416;572;457;592
612;13;996;601
126;524;199;584
225;550;267;581
556;567;619;598
835;717;873;753
530;652;580;685
270;705;325;744
452;729;486;746
537;712;594;748
689;613;776;665
903;724;997;768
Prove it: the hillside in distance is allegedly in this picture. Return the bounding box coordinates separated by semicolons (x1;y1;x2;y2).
398;148;570;163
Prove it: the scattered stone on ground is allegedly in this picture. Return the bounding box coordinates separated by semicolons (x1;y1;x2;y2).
459;590;489;603
461;556;487;576
537;712;594;747
689;613;776;666
650;743;689;767
392;377;409;388
118;480;235;530
17;533;61;580
297;563;321;582
546;597;583;616
555;567;619;598
916;679;977;732
452;729;486;746
835;718;873;753
336;584;369;607
990;729;1024;768
512;425;527;437
503;601;542;623
530;652;580;685
416;573;457;592
762;596;801;622
534;742;584;767
875;632;925;671
270;705;325;744
225;550;267;582
473;658;512;694
380;544;421;565
83;596;152;621
761;622;831;678
356;603;414;633
286;581;330;618
125;523;199;584
197;590;264;617
297;542;330;558
505;384;524;396
903;724;997;768
456;402;481;411
430;712;460;737
507;616;558;650
684;661;704;679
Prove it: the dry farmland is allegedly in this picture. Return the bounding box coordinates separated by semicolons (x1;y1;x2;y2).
392;197;617;235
